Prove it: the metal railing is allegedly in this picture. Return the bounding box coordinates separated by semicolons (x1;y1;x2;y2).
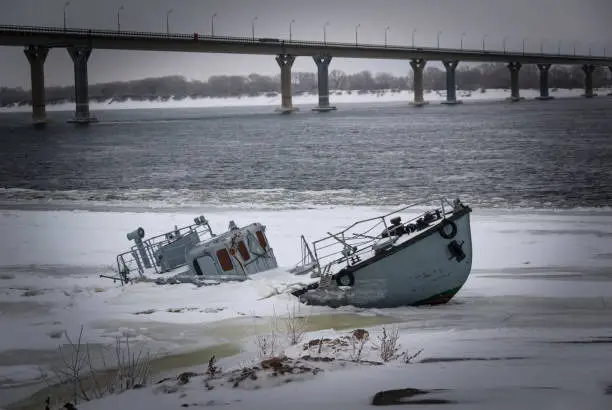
113;217;214;282
1;24;610;61
299;197;458;279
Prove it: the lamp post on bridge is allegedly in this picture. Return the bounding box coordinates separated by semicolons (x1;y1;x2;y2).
323;22;329;44
289;19;295;41
573;41;579;56
411;28;417;47
355;23;360;46
588;41;597;56
558;40;562;55
117;5;124;32
251;16;258;40
384;25;390;47
522;37;528;55
460;32;466;50
503;35;509;53
482;33;488;51
63;1;71;30
166;9;173;35
437;30;442;48
211;13;217;36
540;39;545;55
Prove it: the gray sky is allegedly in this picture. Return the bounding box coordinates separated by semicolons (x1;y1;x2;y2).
1;0;611;88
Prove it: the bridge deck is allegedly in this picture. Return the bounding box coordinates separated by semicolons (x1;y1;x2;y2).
2;25;612;66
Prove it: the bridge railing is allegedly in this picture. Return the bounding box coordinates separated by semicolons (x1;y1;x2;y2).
0;24;608;61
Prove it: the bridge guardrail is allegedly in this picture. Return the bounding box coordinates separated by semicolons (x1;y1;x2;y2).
1;24;610;61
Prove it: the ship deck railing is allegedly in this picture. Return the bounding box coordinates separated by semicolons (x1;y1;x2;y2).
113;219;214;281
300;197;458;279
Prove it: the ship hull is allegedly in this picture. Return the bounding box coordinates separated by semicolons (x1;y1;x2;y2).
299;209;473;308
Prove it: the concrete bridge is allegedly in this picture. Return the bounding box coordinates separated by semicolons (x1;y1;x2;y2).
1;24;612;125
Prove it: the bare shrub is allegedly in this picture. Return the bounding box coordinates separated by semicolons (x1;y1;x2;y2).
283;301;310;346
374;325;401;362
48;326;152;405
255;333;278;360
206;355;221;378
104;334;152;393
55;326;89;403
253;310;280;360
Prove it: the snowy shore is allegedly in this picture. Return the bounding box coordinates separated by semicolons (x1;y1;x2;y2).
1;87;609;113
1;205;612;409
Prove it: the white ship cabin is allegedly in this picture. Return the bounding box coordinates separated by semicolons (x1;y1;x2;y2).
186;220;278;280
112;217;277;284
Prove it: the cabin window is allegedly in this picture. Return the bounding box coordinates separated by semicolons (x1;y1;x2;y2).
216;249;234;272
255;231;268;250
237;241;250;261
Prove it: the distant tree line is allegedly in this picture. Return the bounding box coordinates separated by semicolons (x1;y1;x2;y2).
1;63;610;107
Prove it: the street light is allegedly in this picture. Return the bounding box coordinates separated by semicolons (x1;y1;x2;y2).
355;23;360;45
63;1;71;30
522;37;528;55
588;41;596;56
482;34;488;51
540;39;545;55
384;25;390;47
166;9;173;34
411;28;417;47
557;40;562;55
437;30;442;48
323;22;329;44
573;41;579;56
117;5;124;32
503;35;509;53
289;19;295;41
460;32;466;50
251;16;258;40
211;13;217;36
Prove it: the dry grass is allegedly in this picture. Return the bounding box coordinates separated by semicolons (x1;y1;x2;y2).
349;329;370;362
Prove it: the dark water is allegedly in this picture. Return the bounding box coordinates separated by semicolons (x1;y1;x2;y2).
0;98;611;209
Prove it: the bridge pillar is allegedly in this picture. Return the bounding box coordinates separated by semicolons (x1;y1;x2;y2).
507;62;523;102
67;46;97;124
582;64;596;98
536;64;554;100
410;59;427;106
275;54;298;114
312;55;337;112
441;60;461;105
23;45;49;128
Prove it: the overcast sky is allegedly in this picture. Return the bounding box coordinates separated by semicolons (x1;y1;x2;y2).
1;0;611;88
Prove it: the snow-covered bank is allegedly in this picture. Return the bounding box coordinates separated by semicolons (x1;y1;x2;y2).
1;206;612;408
76;326;612;410
1;88;608;113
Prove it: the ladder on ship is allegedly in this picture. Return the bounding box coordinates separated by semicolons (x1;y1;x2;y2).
318;264;334;288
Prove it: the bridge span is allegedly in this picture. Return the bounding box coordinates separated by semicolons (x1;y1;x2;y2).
2;25;612;125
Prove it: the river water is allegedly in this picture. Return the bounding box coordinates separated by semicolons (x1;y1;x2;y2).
1;98;611;210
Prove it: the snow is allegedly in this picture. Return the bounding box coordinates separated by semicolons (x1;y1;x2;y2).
75;326;612;410
1;205;612;408
0;88;605;113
